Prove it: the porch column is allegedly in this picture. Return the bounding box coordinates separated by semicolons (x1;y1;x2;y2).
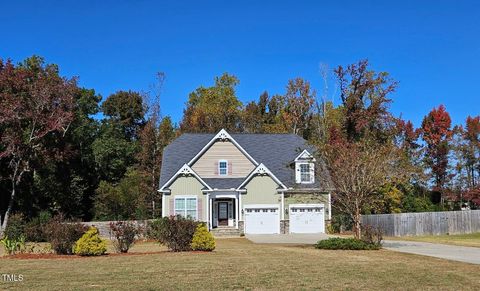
209;194;213;230
281;192;285;221
235;194;239;229
328;192;332;220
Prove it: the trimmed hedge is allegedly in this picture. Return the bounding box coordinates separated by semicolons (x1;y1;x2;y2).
74;227;107;256
191;224;215;251
315;237;381;250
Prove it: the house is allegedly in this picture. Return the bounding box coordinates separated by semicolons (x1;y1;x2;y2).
158;129;332;235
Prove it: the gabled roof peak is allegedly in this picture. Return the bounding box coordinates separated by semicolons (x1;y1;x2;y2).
237;163;287;190
159;164;212;191
187;129;259;167
294;149;316;162
214;128;230;140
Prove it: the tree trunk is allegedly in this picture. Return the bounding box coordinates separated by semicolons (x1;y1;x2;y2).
353;206;362;239
1;181;16;235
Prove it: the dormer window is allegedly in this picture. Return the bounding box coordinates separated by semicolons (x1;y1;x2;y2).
219;160;228;176
300;163;311;182
294;150;315;184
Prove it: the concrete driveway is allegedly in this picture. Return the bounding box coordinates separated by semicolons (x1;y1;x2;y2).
383;240;480;265
247;234;480;265
246;233;329;244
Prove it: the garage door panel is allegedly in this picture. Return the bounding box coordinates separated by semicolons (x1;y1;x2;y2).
244;205;280;234
290;204;325;234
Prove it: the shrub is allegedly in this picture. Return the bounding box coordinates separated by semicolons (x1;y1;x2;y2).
3;214;26;240
44;214;88;255
0;236;25;255
110;221;138;253
74;227;107;256
326;223;335;234
191;224;215;251
24;211;52;242
315;237;380;250
150;216;198;252
330;214;353;233
361;225;383;246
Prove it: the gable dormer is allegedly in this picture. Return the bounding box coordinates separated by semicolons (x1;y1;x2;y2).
294;150;316;184
190;129;256;178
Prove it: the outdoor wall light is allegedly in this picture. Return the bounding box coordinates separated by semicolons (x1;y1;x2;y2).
285;208;288;215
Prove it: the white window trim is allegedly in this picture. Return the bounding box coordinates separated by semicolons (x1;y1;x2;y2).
174;195;198;220
296;162;315;184
218;159;228;176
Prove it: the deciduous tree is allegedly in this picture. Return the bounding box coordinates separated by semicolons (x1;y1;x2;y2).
322;139;404;238
334;59;397;142
180;73;242;132
0;56;76;232
421;105;453;195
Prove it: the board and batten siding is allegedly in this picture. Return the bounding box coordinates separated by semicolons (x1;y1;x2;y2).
361;210;480;237
164;175;207;222
191;140;255;178
240;175;281;220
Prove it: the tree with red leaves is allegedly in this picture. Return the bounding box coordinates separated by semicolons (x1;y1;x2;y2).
334;59;398;142
0;56;76;233
421;105;453;199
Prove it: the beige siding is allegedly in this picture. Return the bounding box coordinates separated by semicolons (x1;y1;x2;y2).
284;193;329;220
191;140;255;178
241;175;281;220
164;176;207;221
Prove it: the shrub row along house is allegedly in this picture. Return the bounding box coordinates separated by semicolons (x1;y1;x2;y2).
158;129;332;235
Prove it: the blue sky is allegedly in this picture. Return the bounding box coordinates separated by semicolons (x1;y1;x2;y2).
1;0;479;127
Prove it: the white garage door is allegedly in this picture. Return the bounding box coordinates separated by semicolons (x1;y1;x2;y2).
244;204;280;234
289;204;325;234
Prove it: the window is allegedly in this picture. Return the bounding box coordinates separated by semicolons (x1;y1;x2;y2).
218;160;228;176
300;163;310;182
174;197;197;220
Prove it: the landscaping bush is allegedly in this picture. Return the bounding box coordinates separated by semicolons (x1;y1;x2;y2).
149;216;198;252
74;227;107;256
330;214;353;233
24;211;52;242
315;237;380;250
191;224;215;251
3;214;26;240
0;235;25;255
110;221;138;253
44;214;88;255
361;225;383;246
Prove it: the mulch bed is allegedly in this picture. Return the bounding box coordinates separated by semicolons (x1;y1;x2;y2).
1;250;210;260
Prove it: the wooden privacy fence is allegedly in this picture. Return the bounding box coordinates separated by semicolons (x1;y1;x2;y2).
361;210;480;237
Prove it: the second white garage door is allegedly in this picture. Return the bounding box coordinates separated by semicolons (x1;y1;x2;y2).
289;204;325;233
244;204;280;234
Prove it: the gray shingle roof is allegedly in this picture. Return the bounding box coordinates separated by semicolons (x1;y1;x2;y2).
202;178;246;189
159;133;332;191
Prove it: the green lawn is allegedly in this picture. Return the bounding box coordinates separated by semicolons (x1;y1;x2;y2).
1;238;479;290
386;232;480;248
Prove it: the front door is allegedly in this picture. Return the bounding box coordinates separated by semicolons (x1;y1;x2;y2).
218;202;229;226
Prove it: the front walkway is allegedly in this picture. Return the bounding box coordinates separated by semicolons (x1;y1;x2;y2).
383;240;480;265
246;233;328;244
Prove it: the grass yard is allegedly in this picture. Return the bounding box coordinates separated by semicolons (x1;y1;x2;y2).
1;238;479;290
386;232;480;248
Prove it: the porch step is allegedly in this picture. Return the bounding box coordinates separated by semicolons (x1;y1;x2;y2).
211;227;242;237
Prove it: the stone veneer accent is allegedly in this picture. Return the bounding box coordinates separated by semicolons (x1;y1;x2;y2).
280;220;289;234
238;221;245;234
